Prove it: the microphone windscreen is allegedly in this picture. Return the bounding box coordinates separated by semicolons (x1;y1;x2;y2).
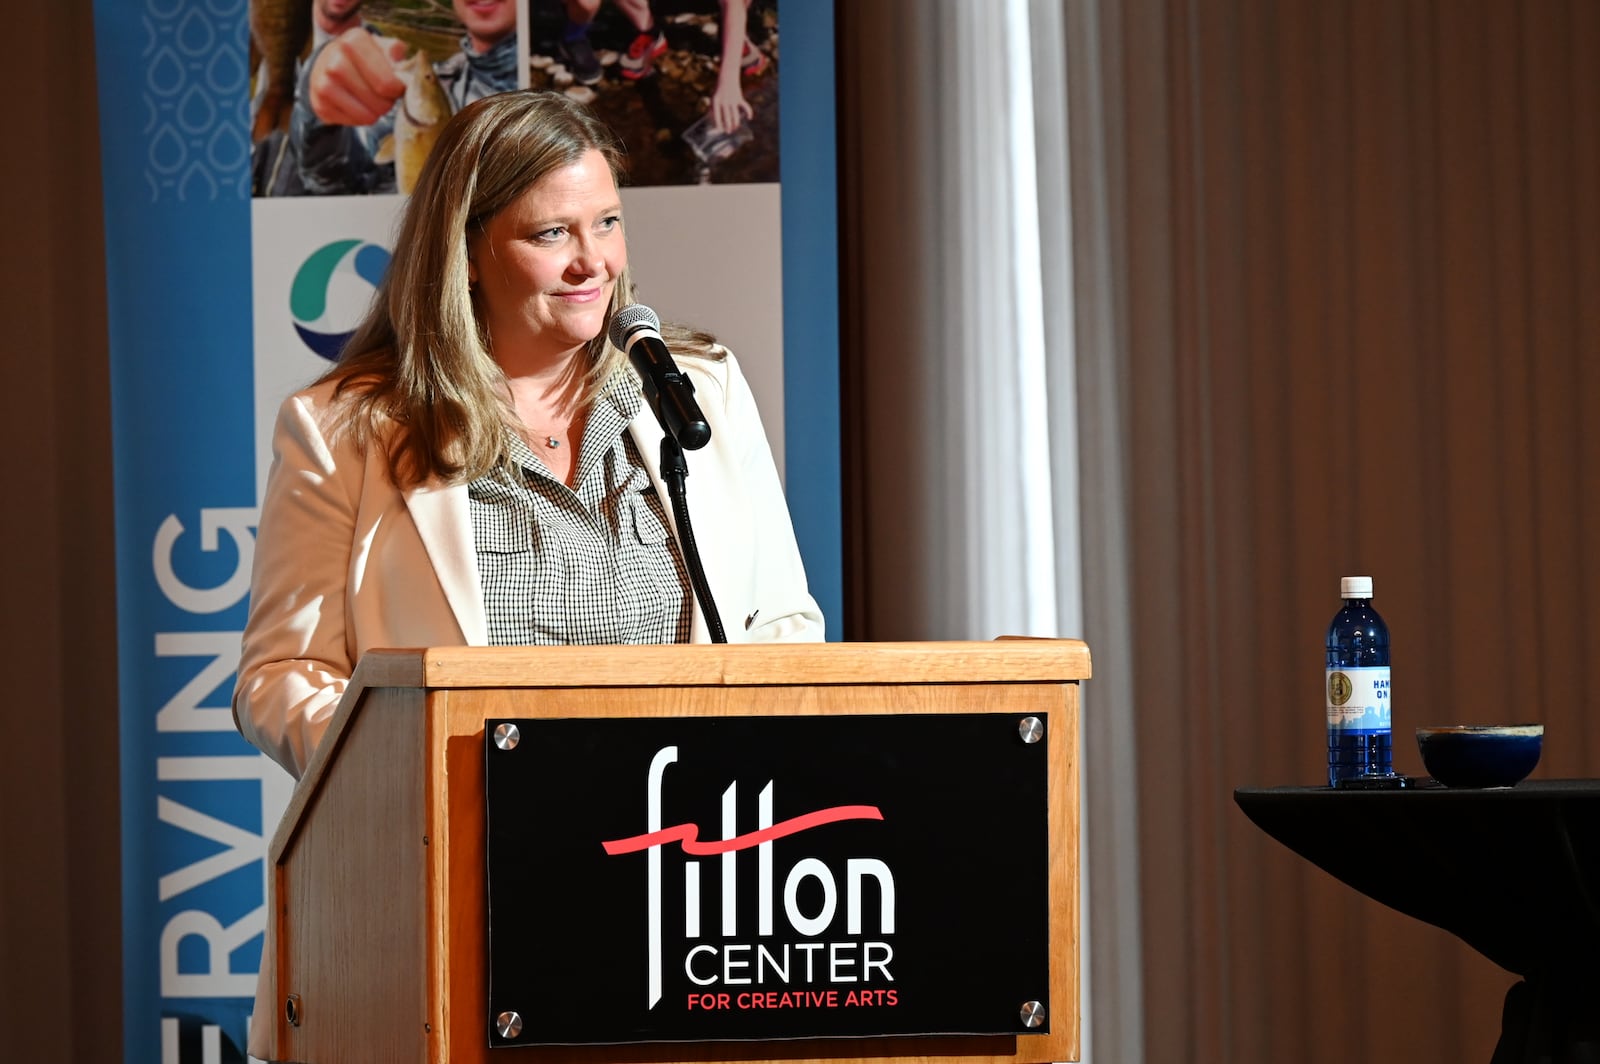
608;303;661;348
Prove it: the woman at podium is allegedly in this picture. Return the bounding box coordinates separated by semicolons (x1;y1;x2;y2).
233;90;823;780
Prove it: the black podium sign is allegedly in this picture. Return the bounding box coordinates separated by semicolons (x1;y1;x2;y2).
483;713;1052;1046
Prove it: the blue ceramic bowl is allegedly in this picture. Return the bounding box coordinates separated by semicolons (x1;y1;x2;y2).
1415;725;1543;788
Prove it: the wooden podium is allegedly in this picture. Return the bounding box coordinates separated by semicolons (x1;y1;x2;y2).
259;640;1090;1064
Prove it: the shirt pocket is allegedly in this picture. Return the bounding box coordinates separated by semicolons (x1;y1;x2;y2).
472;500;538;554
629;492;672;547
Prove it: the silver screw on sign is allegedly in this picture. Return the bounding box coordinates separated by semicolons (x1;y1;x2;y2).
493;723;521;751
1020;1000;1046;1028
1018;716;1044;744
496;1011;523;1039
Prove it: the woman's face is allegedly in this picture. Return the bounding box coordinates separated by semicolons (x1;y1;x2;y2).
468;149;626;370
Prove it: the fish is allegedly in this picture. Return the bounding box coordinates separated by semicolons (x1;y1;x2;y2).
249;0;314;143
376;50;455;195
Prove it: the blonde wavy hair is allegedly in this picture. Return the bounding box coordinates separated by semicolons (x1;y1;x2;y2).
321;89;701;488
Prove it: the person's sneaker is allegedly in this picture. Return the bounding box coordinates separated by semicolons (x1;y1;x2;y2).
740;40;768;76
620;29;668;80
560;33;603;86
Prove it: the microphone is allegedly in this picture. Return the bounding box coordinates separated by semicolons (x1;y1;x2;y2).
609;304;712;450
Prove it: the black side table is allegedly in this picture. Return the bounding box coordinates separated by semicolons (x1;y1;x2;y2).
1235;781;1600;1064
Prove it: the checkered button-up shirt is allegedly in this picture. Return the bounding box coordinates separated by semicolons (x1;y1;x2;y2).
467;375;692;646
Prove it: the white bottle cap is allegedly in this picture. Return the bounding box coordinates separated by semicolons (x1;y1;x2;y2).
1340;576;1373;598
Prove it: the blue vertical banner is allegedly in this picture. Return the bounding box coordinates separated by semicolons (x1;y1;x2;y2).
92;0;275;1059
93;1;838;1060
778;1;842;633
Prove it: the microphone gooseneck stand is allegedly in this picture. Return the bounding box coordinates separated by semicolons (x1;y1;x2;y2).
659;437;727;644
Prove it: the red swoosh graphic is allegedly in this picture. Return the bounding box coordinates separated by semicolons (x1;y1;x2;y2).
602;805;884;857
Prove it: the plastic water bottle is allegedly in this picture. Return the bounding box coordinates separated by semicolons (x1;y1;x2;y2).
1325;576;1392;785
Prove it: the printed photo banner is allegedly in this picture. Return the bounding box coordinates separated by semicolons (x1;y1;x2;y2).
91;0;839;1059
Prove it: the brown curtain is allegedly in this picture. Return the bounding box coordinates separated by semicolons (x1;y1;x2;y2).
1114;0;1600;1061
838;0;1600;1061
0;0;122;1060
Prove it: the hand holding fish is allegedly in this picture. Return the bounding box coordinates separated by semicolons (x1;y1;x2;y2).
307;26;409;127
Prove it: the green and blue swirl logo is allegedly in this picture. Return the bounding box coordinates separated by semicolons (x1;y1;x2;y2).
291;239;391;360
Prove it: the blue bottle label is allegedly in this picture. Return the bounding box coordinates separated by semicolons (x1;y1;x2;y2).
1326;666;1391;731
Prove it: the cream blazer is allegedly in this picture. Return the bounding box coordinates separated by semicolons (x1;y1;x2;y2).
233;351;824;779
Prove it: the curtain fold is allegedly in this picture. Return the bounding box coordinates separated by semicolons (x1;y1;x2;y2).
838;1;1126;1059
837;7;1083;649
0;2;122;1062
